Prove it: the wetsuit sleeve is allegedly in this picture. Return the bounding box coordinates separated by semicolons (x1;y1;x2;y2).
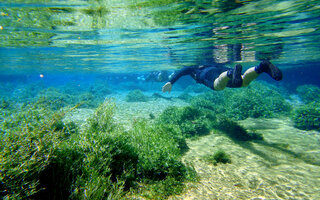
169;66;195;85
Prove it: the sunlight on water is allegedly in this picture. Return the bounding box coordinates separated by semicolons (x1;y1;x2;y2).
0;0;319;73
1;1;320;199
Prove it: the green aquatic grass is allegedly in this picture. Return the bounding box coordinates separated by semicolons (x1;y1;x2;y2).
291;84;320;131
0;104;73;199
203;149;232;165
177;92;193;102
156;102;261;141
0;100;195;199
190;82;292;120
0;80;291;199
292;101;320;131
296;84;320;104
35;84;109;109
157;106;215;137
2;80;111;111
0;98;9;109
125;89;149;102
73;102;196;199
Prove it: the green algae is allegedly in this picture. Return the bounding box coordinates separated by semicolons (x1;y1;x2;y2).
203;149;232;165
125;89;149;102
292;101;320;131
190;81;292;120
157;105;214;138
0;104;75;199
296;84;320;104
290;84;320;131
0;99;195;199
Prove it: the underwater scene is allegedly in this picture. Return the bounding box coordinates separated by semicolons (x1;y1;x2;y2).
1;0;320;199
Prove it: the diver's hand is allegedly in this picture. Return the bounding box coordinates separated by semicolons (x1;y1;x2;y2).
162;82;172;93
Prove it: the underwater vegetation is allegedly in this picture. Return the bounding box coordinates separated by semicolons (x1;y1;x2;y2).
157;106;215;137
35;87;73;110
203;149;232;165
292;101;320;131
0;98;9;109
184;84;210;94
125;89;149;102
157;103;262;141
88;80;113;97
1;81;112;111
177;92;193;102
0;80;303;199
296;84;320;104
0;104;77;199
190;82;292;120
0;100;195;199
290;84;320;131
159;81;291;141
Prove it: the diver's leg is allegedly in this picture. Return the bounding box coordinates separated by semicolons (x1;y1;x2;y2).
213;71;230;90
214;64;242;90
241;67;259;87
242;60;282;87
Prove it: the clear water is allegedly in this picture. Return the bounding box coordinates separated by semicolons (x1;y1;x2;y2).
1;1;320;199
1;0;319;78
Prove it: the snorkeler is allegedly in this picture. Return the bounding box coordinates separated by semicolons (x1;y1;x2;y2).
162;60;282;93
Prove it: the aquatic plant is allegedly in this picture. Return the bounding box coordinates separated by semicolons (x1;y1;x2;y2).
149;112;155;119
224;82;292;120
185;84;210;93
75;102;195;199
296;84;320;104
35;87;70;110
0;105;75;199
78;92;105;108
128;120;185;179
125;120;196;198
177;92;193;102
125;89;148;102
88;80;112;96
190;93;225;114
292;101;320;131
71;130;138;199
203;149;232;165
190;82;292;120
34;85;106;110
157;106;215;137
0;95;195;199
11;82;45;102
85;101;117;134
0;98;9;109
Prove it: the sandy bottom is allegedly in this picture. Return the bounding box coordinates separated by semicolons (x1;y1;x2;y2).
66;92;320;200
171;118;320;200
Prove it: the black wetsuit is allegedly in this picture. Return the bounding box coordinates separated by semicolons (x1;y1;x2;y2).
169;65;231;90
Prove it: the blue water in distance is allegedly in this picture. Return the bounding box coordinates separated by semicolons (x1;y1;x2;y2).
0;0;320;90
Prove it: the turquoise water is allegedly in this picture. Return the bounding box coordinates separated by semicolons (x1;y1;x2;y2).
1;0;320;199
1;0;320;76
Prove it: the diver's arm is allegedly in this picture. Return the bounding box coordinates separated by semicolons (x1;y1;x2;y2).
169;66;195;84
162;66;195;93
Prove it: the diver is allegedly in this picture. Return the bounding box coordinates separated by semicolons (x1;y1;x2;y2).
162;60;282;93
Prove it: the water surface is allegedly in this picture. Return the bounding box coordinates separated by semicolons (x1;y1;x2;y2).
1;0;319;77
